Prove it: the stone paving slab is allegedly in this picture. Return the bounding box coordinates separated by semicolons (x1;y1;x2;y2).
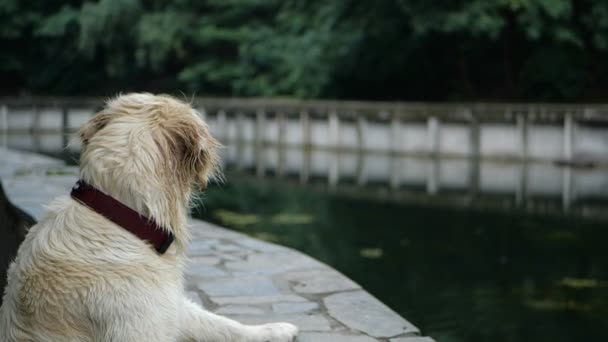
0;148;436;342
390;338;437;342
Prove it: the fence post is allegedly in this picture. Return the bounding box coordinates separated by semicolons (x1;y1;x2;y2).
468;109;480;158
563;112;574;161
235;112;245;170
0;105;7;149
356;116;367;152
328;153;339;188
516;159;528;206
356;153;367;186
256;110;266;146
327;110;340;185
427;116;440;156
427;114;440;194
467;109;480;196
562;167;572;210
329;110;340;149
62;107;69;148
389;157;401;190
390;114;401;154
300;111;311;184
427;157;439;195
255;110;266;177
301;148;311;185
277;112;286;178
217;110;227;143
300;110;311;147
356;115;367;186
517;111;529;162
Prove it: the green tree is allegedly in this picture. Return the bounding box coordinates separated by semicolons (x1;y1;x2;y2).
2;0;608;101
394;0;608;100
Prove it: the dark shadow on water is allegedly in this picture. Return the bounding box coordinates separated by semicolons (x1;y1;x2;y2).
193;174;608;342
0;180;36;304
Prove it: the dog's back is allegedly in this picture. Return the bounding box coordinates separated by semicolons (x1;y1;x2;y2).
1;197;99;341
0;196;182;342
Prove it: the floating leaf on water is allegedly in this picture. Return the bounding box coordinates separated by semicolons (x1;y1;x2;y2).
360;248;383;259
213;209;260;227
546;231;579;242
253;232;280;243
559;277;603;289
525;299;591;312
270;213;314;225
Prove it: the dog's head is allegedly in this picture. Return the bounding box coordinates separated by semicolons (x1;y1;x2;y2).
78;93;220;204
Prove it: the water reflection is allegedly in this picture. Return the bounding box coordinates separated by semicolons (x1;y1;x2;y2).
221;143;608;220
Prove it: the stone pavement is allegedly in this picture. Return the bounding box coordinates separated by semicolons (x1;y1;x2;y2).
0;148;435;342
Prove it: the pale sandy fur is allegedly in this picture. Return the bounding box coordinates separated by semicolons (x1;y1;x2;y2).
0;93;298;342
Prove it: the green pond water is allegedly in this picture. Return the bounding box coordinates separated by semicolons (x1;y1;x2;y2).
193;172;608;342
4;138;608;342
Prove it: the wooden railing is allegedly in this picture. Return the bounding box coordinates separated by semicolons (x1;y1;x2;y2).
2;96;608;165
3;96;608;121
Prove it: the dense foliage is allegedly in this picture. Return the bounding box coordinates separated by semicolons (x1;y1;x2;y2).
2;0;608;101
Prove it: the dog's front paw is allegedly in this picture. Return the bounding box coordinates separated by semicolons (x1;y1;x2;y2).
251;322;299;342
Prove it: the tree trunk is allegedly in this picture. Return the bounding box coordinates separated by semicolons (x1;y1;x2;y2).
503;10;517;100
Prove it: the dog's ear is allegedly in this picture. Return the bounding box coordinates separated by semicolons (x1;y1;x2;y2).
194;133;221;189
80;112;112;144
166;120;220;190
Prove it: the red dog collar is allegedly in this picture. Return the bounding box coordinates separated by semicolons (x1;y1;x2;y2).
70;180;175;254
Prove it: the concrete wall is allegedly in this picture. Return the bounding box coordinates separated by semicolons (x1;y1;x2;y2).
220;144;608;200
1;101;608;215
2;102;608;163
207;115;608;164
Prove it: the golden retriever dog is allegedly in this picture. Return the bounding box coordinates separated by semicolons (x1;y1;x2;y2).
0;93;299;341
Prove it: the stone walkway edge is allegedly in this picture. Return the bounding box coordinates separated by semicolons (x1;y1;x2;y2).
1;148;435;342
